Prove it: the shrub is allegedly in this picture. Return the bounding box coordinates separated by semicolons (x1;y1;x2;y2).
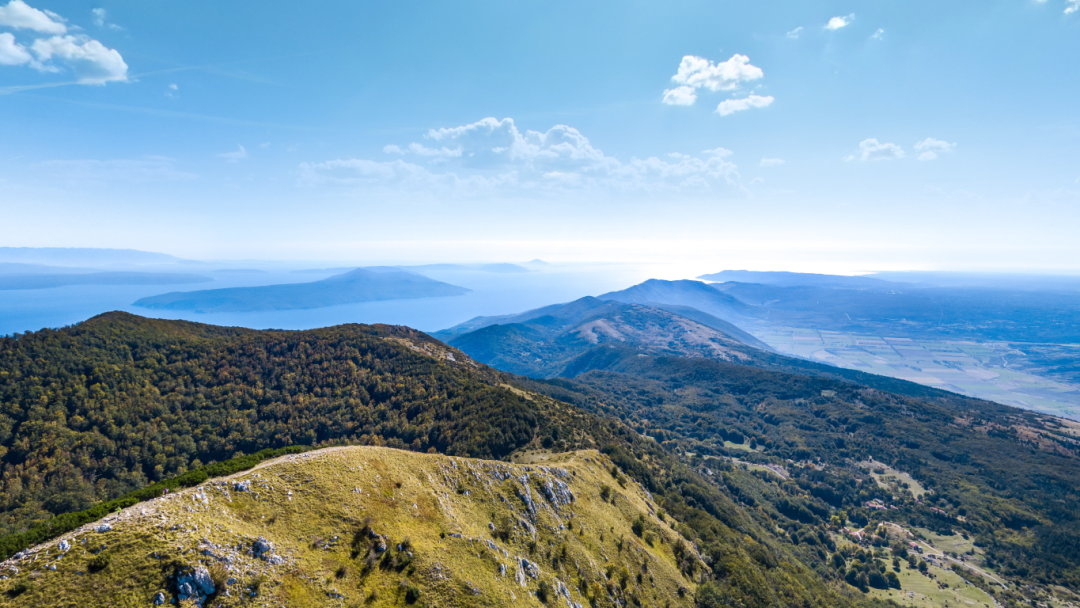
87;553;111;573
537;580;553;603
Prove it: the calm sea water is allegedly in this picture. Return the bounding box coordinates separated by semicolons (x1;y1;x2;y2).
0;264;658;336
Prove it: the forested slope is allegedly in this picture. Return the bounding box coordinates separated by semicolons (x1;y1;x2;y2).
0;312;881;608
516;345;1080;603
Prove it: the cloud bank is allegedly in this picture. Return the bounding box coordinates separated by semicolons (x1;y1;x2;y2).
301;117;744;198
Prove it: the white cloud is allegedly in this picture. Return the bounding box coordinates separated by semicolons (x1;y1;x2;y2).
219;145;248;162
663;54;772;112
0;31;31;65
301;117;744;197
786;26;803;39
716;94;774;116
0;3;128;85
760;158;785;167
1067;0;1079;13
28;35;128;83
871;28;885;40
383;142;463;158
849;138;905;161
671;54;764;92
825;14;855;30
914;137;956;161
661;85;697;106
0;0;66;34
91;7;122;30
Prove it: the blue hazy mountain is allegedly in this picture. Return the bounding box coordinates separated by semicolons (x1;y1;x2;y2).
0;271;212;291
597;278;753;325
0;247;192;267
292;263;529;275
698;269;901;289
133;267;470;313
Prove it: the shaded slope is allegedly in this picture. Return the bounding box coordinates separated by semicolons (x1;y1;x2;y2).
133;267;470;312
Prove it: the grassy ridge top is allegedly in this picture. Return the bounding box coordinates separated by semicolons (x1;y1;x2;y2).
0;446;704;607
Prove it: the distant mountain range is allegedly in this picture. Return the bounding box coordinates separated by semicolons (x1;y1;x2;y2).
133;267;470;312
292;263;530;275
698;269;899;289
0;247;192;267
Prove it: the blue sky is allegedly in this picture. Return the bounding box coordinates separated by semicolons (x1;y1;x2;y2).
1;0;1078;273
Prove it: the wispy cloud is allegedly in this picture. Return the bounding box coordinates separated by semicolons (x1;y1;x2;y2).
33;157;197;184
716;94;774;116
914;137;956;161
871;28;885;40
1067;0;1079;13
786;26;803;39
219;145;248;163
847;138;905;161
301;117;745;197
91;8;122;31
825;14;855;30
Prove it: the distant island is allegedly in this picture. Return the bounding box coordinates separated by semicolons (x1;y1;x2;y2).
133;267;470;312
0;271;212;291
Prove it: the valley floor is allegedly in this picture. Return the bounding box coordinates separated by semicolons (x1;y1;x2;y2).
749;323;1080;420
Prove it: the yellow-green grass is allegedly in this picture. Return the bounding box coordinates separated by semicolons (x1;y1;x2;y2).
858;461;927;499
866;562;995;608
0;447;703;607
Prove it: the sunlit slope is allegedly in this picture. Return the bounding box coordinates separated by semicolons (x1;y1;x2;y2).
0;447;707;607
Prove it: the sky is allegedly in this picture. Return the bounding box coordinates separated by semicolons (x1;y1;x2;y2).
1;0;1078;274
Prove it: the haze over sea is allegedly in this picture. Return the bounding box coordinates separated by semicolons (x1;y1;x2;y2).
0;263;655;336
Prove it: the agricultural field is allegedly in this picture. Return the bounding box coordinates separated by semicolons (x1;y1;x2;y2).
748;324;1080;420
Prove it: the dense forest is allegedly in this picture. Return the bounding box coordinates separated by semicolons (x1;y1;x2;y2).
0;312;542;534
516;344;1080;598
0;312;882;608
